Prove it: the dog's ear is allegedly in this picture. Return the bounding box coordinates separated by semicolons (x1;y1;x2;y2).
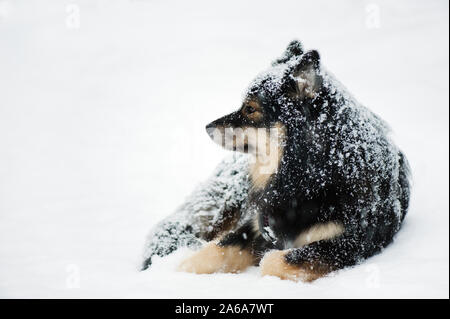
285;40;304;57
273;40;304;65
292;50;322;99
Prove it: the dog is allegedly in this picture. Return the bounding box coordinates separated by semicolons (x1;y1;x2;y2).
176;40;411;282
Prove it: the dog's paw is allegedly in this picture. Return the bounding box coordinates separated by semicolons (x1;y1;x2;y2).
177;242;225;274
177;242;254;274
260;250;325;282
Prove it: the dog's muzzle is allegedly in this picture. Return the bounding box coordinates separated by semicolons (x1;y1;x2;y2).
205;122;217;139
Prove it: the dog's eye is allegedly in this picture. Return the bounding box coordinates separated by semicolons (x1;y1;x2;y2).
246;106;256;114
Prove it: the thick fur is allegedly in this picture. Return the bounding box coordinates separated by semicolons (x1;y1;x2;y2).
158;40;410;282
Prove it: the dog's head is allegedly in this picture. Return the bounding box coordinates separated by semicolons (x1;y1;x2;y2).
206;40;323;156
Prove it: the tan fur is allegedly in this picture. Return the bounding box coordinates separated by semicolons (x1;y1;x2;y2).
178;242;255;274
250;158;276;189
247;111;263;122
252;214;260;234
293;221;344;248
260;250;330;282
241;100;263;121
249;122;286;190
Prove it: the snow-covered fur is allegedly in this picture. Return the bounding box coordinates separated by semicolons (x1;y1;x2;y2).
142;40;410;281
142;154;250;269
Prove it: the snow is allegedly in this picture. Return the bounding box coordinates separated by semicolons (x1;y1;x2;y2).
0;0;448;298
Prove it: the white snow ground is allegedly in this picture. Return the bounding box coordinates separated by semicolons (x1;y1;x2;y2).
0;0;448;298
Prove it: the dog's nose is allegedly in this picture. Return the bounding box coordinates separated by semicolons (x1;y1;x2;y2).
205;122;216;138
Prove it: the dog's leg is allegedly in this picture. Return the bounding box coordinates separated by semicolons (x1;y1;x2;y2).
260;234;361;282
178;222;257;274
177;241;255;274
260;249;332;282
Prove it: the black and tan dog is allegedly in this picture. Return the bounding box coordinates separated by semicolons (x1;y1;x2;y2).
176;40;410;282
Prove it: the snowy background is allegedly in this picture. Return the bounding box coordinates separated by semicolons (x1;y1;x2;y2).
0;0;448;298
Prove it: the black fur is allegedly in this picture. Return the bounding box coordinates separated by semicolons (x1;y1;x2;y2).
208;40;411;272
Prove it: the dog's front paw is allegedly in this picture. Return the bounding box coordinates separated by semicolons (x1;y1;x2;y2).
177;242;225;274
177;242;254;274
260;250;326;282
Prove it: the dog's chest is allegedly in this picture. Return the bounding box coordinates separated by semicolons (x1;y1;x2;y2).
252;193;335;246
